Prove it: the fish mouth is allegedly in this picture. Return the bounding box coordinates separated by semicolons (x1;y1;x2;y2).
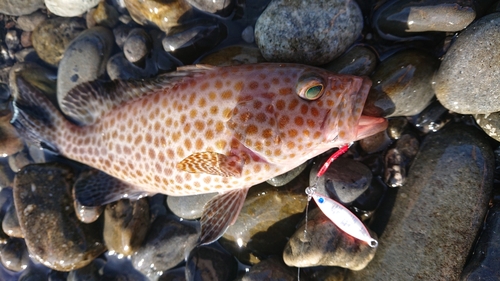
355;115;388;140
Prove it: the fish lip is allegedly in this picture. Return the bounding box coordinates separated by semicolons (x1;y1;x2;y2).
355;115;388;140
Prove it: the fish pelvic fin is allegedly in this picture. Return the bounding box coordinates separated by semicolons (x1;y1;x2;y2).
61;65;217;125
199;187;249;245
10;76;65;152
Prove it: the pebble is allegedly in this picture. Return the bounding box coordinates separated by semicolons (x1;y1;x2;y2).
166;192;216;220
434;13;500;114
461;204;500;279
474;112;500;142
358;129;392;154
5;30;20;51
57;26;114;124
73;200;102;224
254;0;363;65
283;208;377;270
0;238;29;272
112;24;131;49
123;0;193;33
386;117;408;140
159;267;185;281
410;99;451;133
123;28;152;64
103;198;150;256
0;160;14;189
363;49;439;117
131;215;199;277
185;0;234;16
1;200;22;238
197;45;266;66
374;0;475;40
92;1;119;28
221;178;308;265
383;133;419;187
239;256;299;281
19;31;31;48
106;52;157;80
0;0;44;16
266;161;308;187
16;11;47;32
0;114;24;157
66;258;105;281
348;123;494;280
323;45;378;76
186;245;238;281
13;164;106;271
31;17;87;66
310;157;372;204
45;0;100;17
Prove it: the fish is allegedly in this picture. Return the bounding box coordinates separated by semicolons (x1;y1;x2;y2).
10;63;388;245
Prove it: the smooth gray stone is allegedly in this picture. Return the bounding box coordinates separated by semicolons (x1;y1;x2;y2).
0;0;44;16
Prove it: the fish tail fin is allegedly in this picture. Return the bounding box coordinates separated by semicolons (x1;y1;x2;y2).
10;76;66;152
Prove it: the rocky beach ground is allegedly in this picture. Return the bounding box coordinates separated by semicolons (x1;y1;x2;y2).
0;0;499;280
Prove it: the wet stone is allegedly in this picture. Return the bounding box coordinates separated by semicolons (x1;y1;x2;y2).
123;28;152;64
283;208;377;270
363;50;439;117
302;266;346;281
5;30;20;51
310;157;372;204
19;31;32;48
374;0;475;40
460;203;500;280
158;267;185;281
0;114;24;157
2;200;21;238
220;177;308;265
13;164;106;271
66;258;105;281
254;0;363;65
383;133;420;188
434;13;500;114
31;17;87;66
323;45;378;77
16;11;47;32
93;1;119;28
0;238;29;272
358;129;392;154
474;112;500;142
123;0;193;33
131;215;199;277
0;0;44;16
410;99;451;133
103;198;150;256
186;245;238;281
386;117;409;140
8;150;32;173
166;192;216;220
74;195;103;223
45;0;100;17
198;45;266;66
113;24;131;49
349;123;495;280
57;26;114;124
185;0;234;16
239;256;300;281
267;161;308;187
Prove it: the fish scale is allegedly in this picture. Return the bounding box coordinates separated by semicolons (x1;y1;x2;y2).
11;63;388;244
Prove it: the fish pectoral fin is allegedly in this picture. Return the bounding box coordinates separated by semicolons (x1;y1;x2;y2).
73;169;151;207
176;152;243;177
199;188;249;245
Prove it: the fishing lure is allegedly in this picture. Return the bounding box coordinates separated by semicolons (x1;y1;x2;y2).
307;143;378;248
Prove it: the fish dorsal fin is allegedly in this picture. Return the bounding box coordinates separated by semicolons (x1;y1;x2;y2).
177;152;243;177
73;170;152;206
199;188;249;245
61;64;217;125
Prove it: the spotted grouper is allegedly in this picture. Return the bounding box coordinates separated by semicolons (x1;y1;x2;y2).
11;63;387;244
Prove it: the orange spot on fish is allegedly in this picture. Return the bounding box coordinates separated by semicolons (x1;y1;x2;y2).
215;80;223;89
234;81;244;91
249;81;259;90
221;90;233;100
294;116;304;126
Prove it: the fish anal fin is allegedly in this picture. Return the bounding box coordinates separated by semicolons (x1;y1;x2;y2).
73;170;152;207
177;152;243;177
199;188;249;245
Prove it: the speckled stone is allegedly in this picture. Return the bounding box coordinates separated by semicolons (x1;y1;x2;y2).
31;17;86;66
348;123;494;280
45;0;100;17
283;208;377;270
57;26;114;124
434;13;500;114
254;0;363;65
13;164;106;271
363;49;439;117
220;178;308;265
0;0;44;16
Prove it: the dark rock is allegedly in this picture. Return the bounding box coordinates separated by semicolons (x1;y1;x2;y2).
410;99;451;133
254;0;363;65
358;129;392;154
13;164;106;271
348;123;495;280
123;28;152;64
283;208;377;270
197;45;266;66
474;112;500;142
240;256;300;281
386;117;408;140
66;258;105;281
267;161;308;187
2;200;21;238
0;238;29;272
323;45;378;76
383;134;420;187
434;13;500;114
186;245;238;281
131;215;199;277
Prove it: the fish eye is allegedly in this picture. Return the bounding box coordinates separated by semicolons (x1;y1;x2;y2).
296;73;326;101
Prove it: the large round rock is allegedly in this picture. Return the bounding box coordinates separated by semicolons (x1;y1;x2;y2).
254;0;363;65
434;13;500;114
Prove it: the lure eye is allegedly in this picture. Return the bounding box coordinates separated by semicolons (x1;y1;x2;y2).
296;73;326;100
